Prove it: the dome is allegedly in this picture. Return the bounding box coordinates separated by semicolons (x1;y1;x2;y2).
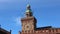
27;4;30;8
26;4;32;12
26;9;31;12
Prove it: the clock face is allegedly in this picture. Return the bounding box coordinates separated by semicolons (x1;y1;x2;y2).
24;23;32;31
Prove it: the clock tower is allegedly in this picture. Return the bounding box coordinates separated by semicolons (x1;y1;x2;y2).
21;4;37;33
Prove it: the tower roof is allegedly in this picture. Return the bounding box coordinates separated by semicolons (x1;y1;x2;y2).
25;4;33;17
27;4;30;9
26;4;32;12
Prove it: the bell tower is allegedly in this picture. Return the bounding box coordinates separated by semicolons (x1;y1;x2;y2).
21;4;37;33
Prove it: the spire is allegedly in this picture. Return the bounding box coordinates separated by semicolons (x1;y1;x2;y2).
26;4;33;17
27;4;30;10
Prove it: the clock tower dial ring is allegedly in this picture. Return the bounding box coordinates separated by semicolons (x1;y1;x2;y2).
24;23;32;31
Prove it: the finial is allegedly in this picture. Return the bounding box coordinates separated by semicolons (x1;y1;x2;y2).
27;4;31;10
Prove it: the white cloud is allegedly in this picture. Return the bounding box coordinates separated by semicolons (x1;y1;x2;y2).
14;17;22;26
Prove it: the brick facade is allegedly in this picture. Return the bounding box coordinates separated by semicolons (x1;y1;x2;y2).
0;28;11;34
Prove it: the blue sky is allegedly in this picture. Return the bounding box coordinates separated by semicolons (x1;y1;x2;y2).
0;0;60;34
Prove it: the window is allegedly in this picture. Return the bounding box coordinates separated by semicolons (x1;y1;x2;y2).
56;29;58;32
49;30;51;32
53;29;54;32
